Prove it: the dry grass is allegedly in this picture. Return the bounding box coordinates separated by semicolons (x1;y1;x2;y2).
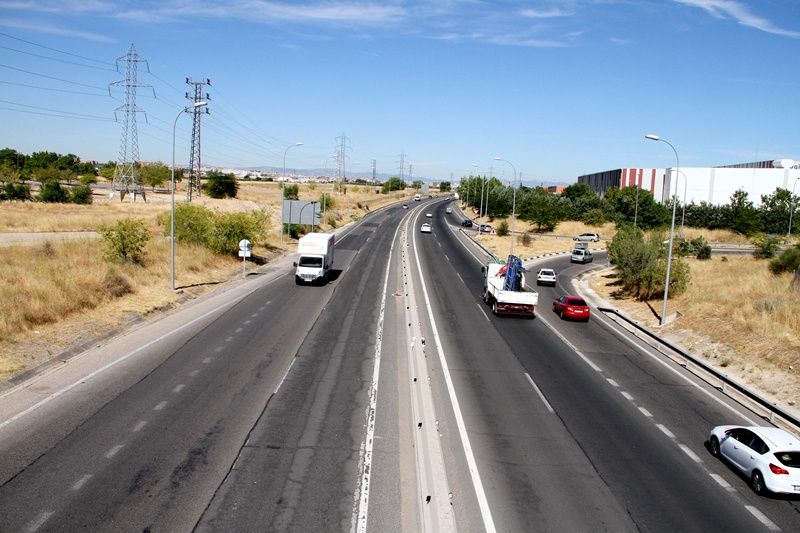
0;181;419;380
0;236;236;379
590;256;800;411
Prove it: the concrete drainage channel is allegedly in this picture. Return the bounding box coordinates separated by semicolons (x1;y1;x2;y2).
400;221;457;532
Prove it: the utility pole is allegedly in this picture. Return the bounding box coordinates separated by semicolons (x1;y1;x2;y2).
109;44;153;202
185;78;210;201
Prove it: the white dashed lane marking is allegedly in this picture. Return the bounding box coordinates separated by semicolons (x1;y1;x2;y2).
132;420;147;433
235;327;243;333
202;357;212;364
657;424;675;439
679;444;702;463
25;511;53;532
710;473;734;491
745;505;780;531
173;384;185;393
153;401;168;411
620;391;634;401
606;378;619;387
638;407;653;417
214;346;224;353
225;336;234;342
190;369;200;377
71;474;92;491
104;444;124;459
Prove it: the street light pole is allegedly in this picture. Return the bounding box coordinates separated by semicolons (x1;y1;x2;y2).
472;163;483;219
788;177;800;238
494;157;517;255
645;134;679;326
171;101;207;291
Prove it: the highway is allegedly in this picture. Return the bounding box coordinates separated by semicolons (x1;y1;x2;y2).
0;197;798;531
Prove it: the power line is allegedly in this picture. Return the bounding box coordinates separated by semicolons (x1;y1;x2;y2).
0;44;116;71
0;105;115;122
0;79;109;97
0;31;114;66
0;99;114;120
0;63;108;90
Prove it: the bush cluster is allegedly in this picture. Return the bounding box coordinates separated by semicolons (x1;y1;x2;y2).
99;218;151;264
769;246;800;275
164;204;268;255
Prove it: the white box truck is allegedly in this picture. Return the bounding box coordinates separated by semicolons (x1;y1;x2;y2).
482;255;538;317
294;233;335;284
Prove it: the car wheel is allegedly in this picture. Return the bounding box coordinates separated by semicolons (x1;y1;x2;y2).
751;470;767;495
709;436;720;457
559;311;564;320
492;301;498;315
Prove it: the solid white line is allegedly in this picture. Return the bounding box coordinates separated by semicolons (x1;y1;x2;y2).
153;401;167;411
709;473;734;491
71;473;92;490
620;391;634;401
525;373;555;414
173;384;185;393
275;358;296;395
744;505;780;531
105;444;124;458
679;444;702;463
354;218;401;533
0;293;246;431
657;424;675;439
638;407;653;417
132;420;147;433
25;511;53;532
413;226;497;533
476;304;491;323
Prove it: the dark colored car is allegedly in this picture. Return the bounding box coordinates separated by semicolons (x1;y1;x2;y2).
461;219;473;227
553;295;590;321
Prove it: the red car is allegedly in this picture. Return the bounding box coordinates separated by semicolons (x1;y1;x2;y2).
553;295;590;321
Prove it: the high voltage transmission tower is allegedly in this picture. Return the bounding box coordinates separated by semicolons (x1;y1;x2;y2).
185;78;211;201
397;151;406;180
334;133;348;186
371;159;377;181
109;44;154;202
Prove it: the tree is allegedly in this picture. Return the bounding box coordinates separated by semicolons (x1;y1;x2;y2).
139;162;170;191
38;179;69;203
202;171;239;199
603;186;669;229
99;161;116;181
562;182;596;201
518;188;562;232
439;181;451;192
381;177;406;193
729;188;761;236
759;187;796;235
99;218;150;264
412;180;423;190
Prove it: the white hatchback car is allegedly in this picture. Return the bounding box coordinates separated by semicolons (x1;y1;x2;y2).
536;268;557;286
709;425;800;495
420;223;432;233
446;207;453;214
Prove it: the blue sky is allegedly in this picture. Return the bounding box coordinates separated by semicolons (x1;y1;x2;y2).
1;0;799;184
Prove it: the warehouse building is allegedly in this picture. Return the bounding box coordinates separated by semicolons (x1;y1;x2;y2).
578;160;800;206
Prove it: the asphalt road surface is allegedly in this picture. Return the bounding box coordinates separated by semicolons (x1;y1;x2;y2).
0;197;798;532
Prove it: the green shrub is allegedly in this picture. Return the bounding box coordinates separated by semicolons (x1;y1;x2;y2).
519;233;532;247
202;172;239;199
496;220;510;237
70;184;93;204
696;243;712;260
100;218;150;264
769;247;800;274
166;203;213;245
3;182;31;200
38;179;69;203
320;192;335;210
206;210;268;255
581;207;606;226
283;184;299;200
752;234;781;259
327;215;338;228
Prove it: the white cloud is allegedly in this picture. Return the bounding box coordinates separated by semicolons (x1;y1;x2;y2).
676;0;800;38
0;17;116;42
520;7;570;19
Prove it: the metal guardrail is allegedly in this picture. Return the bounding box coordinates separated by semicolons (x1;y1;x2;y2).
597;306;800;432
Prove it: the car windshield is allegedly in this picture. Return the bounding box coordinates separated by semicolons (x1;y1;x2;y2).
540;270;554;276
567;297;587;306
775;451;800;467
298;256;323;268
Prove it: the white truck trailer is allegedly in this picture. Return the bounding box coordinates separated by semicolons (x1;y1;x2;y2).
294;233;335;284
482;255;538;317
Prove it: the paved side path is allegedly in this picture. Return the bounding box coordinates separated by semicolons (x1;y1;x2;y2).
0;232;99;246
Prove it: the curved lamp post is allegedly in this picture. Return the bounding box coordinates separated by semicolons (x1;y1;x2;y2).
494;157;517;255
645;134;679;326
171;101;207;291
280;141;303;242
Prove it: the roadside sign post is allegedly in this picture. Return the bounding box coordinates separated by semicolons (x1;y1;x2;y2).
238;239;252;278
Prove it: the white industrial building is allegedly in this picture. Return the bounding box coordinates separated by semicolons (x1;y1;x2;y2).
578;160;800;206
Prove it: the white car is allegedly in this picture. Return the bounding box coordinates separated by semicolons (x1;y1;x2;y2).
573;232;600;242
426;213;433;218
420;223;432;233
445;207;453;214
709;425;800;495
536;268;557;286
